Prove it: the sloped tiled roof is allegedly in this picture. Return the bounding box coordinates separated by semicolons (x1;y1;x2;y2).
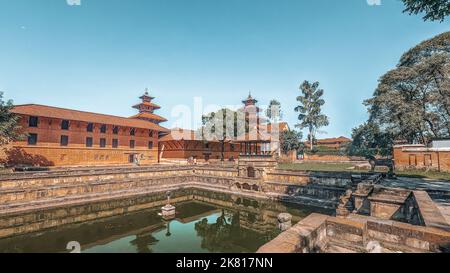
12;104;169;132
160;128;199;142
306;136;352;144
132;101;161;109
160;128;232;143
130;112;168;122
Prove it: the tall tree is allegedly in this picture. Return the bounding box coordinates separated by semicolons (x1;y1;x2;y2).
295;81;329;151
402;0;450;22
365;31;450;144
202;108;239;161
280;129;303;154
265;100;283;123
0;92;22;146
348;122;394;158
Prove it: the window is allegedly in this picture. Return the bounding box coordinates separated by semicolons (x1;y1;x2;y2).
230;144;235;152
61;120;70;130
149;130;154;138
130;140;135;149
27;133;38;145
86;137;93;147
113;126;119;135
130;128;136;136
112;139;119;148
148;141;154;149
60;135;69;146
100;124;107;134
100;138;106;148
29;116;39;127
424;154;432;167
87;123;94;132
205;143;210;149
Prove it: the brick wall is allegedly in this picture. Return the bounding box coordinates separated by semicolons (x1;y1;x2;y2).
394;145;450;172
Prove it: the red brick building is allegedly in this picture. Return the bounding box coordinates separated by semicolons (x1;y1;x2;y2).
4;90;169;167
394;141;450;172
305;136;352;150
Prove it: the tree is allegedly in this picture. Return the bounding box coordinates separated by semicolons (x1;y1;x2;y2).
348;122;394;158
295;81;329;151
365;31;450;144
265;100;283;123
402;0;450;22
202;108;240;161
0;92;23;146
280;129;303;154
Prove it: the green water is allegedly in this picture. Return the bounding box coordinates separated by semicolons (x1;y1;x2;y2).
0;189;333;253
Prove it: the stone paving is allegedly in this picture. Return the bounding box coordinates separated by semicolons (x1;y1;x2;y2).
381;177;450;192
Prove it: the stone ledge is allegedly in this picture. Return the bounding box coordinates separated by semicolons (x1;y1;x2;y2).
414;190;450;231
257;213;329;253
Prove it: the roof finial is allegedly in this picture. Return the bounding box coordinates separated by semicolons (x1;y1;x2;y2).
144;87;149;95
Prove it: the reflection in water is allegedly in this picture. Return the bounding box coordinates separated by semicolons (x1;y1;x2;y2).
0;189;333;253
194;209;276;253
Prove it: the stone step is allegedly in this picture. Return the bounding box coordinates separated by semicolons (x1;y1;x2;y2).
0;176;195;206
324;243;360;253
326;238;366;253
0;183;190;216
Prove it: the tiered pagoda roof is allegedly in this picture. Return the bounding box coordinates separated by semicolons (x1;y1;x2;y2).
240;92;261;113
130;88;167;125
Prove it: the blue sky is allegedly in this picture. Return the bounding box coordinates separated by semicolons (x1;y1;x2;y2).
0;0;448;138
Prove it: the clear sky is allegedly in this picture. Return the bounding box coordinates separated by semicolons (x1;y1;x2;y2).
0;0;448;138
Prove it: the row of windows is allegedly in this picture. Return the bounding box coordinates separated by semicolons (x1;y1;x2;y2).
28;116;155;137
27;134;154;149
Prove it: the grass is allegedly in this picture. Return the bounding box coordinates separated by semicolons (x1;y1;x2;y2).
278;162;361;173
395;170;450;181
278;162;450;181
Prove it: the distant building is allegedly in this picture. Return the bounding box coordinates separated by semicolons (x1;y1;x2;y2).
159;128;240;161
394;139;450;172
305;136;352;150
159;94;289;162
4;90;169;167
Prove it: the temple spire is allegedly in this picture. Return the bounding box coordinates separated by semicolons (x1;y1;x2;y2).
242;92;258;107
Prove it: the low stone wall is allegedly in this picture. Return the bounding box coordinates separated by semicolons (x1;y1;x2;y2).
414;190;450;231
257;213;329;253
257;213;450;253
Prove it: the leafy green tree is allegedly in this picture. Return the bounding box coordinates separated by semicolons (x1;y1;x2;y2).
402;0;450;22
280;129;303;154
202;108;240;161
295;81;329;151
365;31;450;144
348;122;394;158
265;100;283;123
0;92;23;146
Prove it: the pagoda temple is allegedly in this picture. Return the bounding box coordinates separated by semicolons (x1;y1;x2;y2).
130;88;168;124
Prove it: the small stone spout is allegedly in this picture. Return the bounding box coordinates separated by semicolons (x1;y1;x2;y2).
277;213;292;231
